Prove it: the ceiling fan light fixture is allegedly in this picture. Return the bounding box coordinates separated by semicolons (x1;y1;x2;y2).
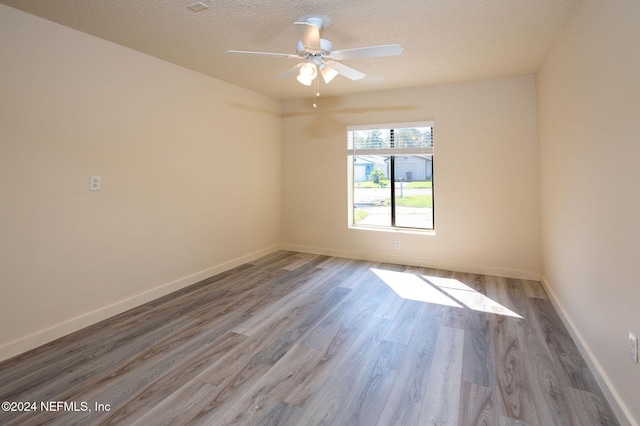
320;65;338;84
297;63;317;86
296;75;313;86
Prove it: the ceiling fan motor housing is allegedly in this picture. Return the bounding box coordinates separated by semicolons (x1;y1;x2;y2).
304;16;325;29
296;39;333;57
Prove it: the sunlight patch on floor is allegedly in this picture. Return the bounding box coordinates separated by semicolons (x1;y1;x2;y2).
422;275;522;318
370;268;522;318
371;268;462;308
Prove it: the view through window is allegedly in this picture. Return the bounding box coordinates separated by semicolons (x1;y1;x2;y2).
348;122;434;230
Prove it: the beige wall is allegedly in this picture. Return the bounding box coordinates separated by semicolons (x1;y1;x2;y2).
537;0;640;423
282;77;541;279
0;5;282;360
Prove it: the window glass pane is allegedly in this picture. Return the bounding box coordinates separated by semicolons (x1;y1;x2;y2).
352;129;392;150
353;155;391;226
393;154;433;229
394;127;433;149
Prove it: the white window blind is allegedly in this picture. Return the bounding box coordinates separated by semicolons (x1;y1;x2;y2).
347;121;434;156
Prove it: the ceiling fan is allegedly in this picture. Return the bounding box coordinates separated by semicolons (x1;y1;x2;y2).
225;14;403;97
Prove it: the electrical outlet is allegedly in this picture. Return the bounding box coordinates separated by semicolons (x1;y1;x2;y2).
394;241;400;250
630;332;638;363
90;176;101;191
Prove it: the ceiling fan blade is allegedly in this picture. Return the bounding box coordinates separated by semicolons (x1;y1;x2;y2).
330;44;404;60
225;50;300;59
325;60;366;81
275;63;304;79
294;21;321;52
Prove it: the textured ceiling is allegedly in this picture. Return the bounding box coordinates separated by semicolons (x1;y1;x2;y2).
0;0;581;100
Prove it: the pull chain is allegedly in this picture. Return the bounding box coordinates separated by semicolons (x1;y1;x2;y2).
313;75;319;108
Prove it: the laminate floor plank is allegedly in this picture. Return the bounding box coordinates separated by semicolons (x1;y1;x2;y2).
441;305;466;329
281;252;325;271
231;261;351;336
418;325;465;425
255;400;304;426
143;263;256;309
458;381;496;426
0;315;200;405
282;286;391;407
147;253;299;312
374;288;405;320
565;387;619;425
341;261;409;292
503;279;575;425
381;298;422;345
202;344;318;426
100;331;249;425
136;266;288;333
129;378;216;426
315;255;357;270
448;272;512;317
521;279;548;299
114;287;230;333
295;280;387;353
188;359;274;426
247;250;303;268
331;339;406;426
422;268;467;329
19;317;243;425
485;276;542;424
295;316;392;425
252;286;351;365
376;308;440;426
516;324;572;426
0;251;620;426
499;415;533;425
529;297;602;393
0;304;152;391
462;309;495;388
466;272;489;293
195;330;281;387
169;334;288;424
186;267;313;322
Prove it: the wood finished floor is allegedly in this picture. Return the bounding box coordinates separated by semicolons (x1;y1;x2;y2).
0;251;618;425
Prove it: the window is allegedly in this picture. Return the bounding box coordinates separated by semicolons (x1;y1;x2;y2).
348;122;434;230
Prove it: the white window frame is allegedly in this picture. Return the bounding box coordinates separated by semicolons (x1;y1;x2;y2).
347;121;435;232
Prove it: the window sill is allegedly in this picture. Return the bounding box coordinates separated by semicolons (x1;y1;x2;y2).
348;224;436;236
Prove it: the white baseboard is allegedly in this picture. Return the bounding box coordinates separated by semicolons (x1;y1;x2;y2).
0;245;281;363
280;243;540;281
539;274;635;426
